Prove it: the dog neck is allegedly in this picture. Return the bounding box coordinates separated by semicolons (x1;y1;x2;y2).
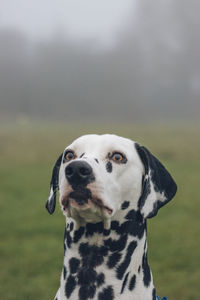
59;208;156;300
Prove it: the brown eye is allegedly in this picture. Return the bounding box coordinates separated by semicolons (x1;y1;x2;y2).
64;151;75;162
110;152;127;163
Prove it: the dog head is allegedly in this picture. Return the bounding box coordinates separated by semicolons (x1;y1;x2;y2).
46;134;177;226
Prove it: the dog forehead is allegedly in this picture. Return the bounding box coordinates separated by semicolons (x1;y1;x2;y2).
68;134;128;150
66;134;140;161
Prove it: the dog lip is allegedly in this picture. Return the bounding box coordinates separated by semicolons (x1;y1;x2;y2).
68;191;89;205
101;205;113;214
62;191;113;215
91;198;113;215
69;190;90;199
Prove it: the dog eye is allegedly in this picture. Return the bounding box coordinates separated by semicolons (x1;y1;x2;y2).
64;151;75;162
110;152;127;163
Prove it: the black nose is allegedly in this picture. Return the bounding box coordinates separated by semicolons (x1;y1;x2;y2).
65;161;95;187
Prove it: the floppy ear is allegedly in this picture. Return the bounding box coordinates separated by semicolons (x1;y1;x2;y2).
46;153;63;214
135;143;177;219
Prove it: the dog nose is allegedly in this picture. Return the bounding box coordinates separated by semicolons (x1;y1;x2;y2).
65;161;94;186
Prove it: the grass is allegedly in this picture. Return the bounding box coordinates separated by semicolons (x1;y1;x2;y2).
0;121;200;300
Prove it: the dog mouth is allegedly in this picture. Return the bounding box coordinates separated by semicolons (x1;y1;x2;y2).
69;189;91;206
61;187;113;216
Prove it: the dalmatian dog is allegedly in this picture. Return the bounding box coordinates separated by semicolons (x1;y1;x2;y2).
46;134;177;300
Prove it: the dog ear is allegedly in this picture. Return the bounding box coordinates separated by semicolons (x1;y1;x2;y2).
135;143;177;219
46;153;63;214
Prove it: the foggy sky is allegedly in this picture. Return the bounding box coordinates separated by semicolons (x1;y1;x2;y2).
1;0;133;45
0;0;200;122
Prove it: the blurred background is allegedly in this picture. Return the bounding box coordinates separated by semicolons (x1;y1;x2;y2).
1;0;200;122
0;0;199;299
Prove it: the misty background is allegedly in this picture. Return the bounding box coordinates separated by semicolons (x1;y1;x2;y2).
0;0;200;123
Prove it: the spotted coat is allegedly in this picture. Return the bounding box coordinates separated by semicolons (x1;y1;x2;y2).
46;134;177;300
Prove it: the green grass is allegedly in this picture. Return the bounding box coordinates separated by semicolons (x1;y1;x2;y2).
0;121;200;300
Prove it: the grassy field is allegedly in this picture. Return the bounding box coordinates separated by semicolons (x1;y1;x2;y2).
0;121;200;300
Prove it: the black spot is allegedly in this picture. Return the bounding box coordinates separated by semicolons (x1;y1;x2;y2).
70;222;74;231
64;242;66;255
110;214;146;240
144;240;147;251
122;209;146;239
79;243;108;268
92;246;108;267
111;221;120;231
103;228;110;236
124;220;145;239
142;253;151;287
79;285;96;300
79;242;89;256
73;226;85;243
129;274;136;291
152;288;156;300
138;266;141;273
78;268;97;285
64;227;72;248
65;275;76;298
117;241;137;280
80;153;85;158
121;201;130;210
63;265;67;280
106;161;113;173
96;273;105;287
98;286;114;300
95;158;99;163
138;176;151;211
107;252;122;269
66;232;72;248
121;272;129;294
69;257;80;274
86;222;104;237
104;234;128;252
125;209;143;222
